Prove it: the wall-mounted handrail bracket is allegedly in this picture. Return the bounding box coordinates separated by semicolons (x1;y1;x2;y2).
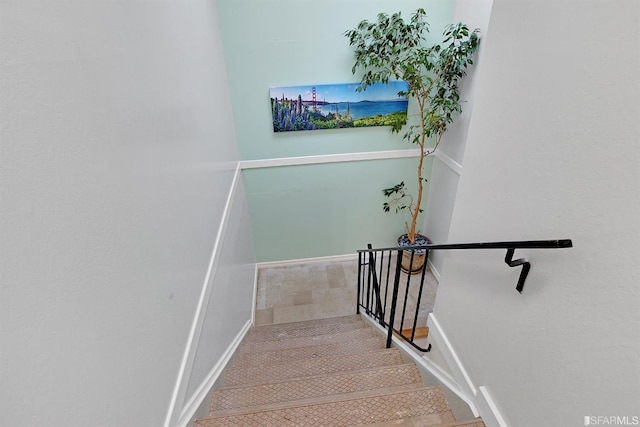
505;248;531;293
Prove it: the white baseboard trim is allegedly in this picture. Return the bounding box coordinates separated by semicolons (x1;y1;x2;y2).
251;263;259;326
257;252;358;269
475;386;510;427
427;257;441;281
362;311;509;426
359;313;478;417
421;356;478;416
177;320;252;427
427;313;477;399
427;313;509;427
164;165;243;427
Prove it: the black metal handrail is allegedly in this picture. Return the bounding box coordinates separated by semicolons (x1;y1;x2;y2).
356;239;572;352
366;239;573;252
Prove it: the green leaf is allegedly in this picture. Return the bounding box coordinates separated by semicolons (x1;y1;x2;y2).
346;10;480;228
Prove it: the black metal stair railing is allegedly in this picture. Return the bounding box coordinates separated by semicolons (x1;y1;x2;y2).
356;239;573;352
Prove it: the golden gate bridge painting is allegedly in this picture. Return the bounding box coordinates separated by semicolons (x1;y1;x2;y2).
270;81;409;133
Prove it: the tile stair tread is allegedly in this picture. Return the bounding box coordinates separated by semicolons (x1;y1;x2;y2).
237;326;379;353
231;335;386;368
224;347;405;387
220;360;417;391
248;314;363;334
357;411;456;426
195;386;450;427
442;419;486;427
211;384;424;417
245;319;368;343
211;363;423;414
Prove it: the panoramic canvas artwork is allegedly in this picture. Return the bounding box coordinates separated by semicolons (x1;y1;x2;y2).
270;81;409;133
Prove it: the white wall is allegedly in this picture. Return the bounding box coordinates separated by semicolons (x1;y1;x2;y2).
0;1;255;427
430;1;640;426
424;0;494;275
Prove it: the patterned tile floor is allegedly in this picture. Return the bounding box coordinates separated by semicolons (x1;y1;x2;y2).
254;259;439;326
197;387;450;427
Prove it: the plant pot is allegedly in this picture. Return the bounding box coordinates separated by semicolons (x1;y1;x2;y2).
397;234;430;274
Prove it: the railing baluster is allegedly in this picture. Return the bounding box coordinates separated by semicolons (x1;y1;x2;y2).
383;252;391;320
355;238;573;352
399;250;413;332
386;251;404;349
365;251;372;315
378;249;386;319
367;244;385;326
356;252;362;315
410;257;429;341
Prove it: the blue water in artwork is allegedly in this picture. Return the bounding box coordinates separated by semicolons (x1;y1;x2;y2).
315;100;408;120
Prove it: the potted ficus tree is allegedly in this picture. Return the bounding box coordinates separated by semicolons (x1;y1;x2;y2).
345;8;480;272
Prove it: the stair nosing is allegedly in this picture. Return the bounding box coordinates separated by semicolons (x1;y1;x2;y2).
231;335;386;368
210;383;424;416
442;419;486;427
211;363;424;414
197;386;447;423
237;326;379;353
218;362;419;392
249;314;362;333
223;347;404;387
357;410;457;427
245;319;368;342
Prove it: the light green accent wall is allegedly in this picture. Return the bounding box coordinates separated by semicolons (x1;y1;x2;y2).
217;0;454;261
243;157;432;262
216;0;456;160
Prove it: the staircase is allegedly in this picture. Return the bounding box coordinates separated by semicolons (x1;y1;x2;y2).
194;315;484;426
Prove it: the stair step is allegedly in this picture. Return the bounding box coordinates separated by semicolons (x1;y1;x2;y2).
231;335;386;368
443;419;486;427
359;411;456;426
224;348;404;387
211;364;423;414
238;326;378;354
399;326;429;339
195;387;450;427
251;313;362;329
245;316;367;342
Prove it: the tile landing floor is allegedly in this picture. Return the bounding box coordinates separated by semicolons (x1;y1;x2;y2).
254;259;439;327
